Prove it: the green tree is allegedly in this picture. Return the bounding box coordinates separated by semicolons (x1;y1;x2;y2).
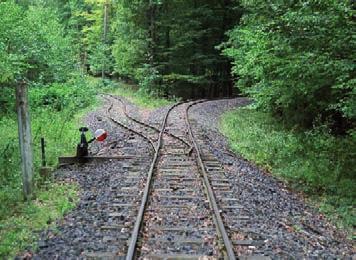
223;0;355;132
0;1;74;85
112;0;242;97
76;0;114;76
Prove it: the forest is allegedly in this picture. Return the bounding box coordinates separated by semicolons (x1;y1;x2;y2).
0;0;355;256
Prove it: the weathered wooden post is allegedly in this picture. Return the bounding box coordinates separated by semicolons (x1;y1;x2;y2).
16;80;34;200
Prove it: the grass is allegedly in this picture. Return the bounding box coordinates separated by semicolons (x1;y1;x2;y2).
104;80;175;109
0;182;78;258
0;76;102;257
220;107;355;238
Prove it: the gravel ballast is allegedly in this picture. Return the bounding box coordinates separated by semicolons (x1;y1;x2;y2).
189;99;355;258
19;96;354;259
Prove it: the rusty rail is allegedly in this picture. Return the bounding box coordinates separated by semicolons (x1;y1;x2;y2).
186;100;236;260
125;101;184;260
105;97;157;152
126;99;236;259
107;94;193;154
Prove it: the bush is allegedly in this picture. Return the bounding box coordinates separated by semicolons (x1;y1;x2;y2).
30;78;98;112
0;77;100;216
222;1;355;131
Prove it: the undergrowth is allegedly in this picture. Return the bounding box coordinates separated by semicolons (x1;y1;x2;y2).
0;182;78;258
0;76;101;257
103;80;175;109
220;107;355;238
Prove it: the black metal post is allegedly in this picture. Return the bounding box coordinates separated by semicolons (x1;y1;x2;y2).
41;137;46;167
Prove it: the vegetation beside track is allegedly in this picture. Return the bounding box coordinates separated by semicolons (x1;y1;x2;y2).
221;107;355;238
104;80;175;109
0;77;102;257
0;183;78;258
0;77;176;257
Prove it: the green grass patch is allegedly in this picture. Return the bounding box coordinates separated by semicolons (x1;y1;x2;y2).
0;182;78;258
220;107;355;237
104;80;175;109
0;76;103;257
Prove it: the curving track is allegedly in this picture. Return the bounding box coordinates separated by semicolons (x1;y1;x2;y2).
103;95;193;155
87;96;254;259
28;95;353;259
117;100;239;259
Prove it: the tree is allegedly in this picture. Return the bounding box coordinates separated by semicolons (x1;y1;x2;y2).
223;0;355;132
111;0;242;97
0;1;75;85
75;0;114;76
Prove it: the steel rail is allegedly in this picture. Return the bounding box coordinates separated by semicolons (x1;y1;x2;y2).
185;100;236;260
106;94;193;154
105;99;157;152
125;101;184;260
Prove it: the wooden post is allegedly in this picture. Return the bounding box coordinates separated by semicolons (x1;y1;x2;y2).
16;81;34;200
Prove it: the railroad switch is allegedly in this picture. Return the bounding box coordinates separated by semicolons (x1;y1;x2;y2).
59;127;108;165
77;127;108;157
76;127;91;157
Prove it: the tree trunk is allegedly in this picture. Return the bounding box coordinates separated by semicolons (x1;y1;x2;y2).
164;1;170;75
148;0;157;66
102;0;109;79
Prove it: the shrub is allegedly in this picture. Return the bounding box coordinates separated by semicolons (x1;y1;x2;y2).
222;1;355;132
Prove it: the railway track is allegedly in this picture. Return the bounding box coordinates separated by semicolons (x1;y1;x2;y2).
103;95;192;155
113;98;237;259
88;96;255;259
31;95;352;259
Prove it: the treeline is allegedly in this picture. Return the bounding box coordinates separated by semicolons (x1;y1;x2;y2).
1;0;354;132
62;0;242;98
223;1;355;133
110;0;241;98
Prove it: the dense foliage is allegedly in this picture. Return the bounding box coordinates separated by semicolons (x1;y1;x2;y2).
25;0;239;97
111;0;241;97
0;1;74;86
0;1;76;114
222;1;355;132
220;0;355;232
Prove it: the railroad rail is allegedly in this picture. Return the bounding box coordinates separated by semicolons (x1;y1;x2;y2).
186;101;236;259
84;96;253;259
104;94;193;154
124;100;237;259
104;96;157;152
